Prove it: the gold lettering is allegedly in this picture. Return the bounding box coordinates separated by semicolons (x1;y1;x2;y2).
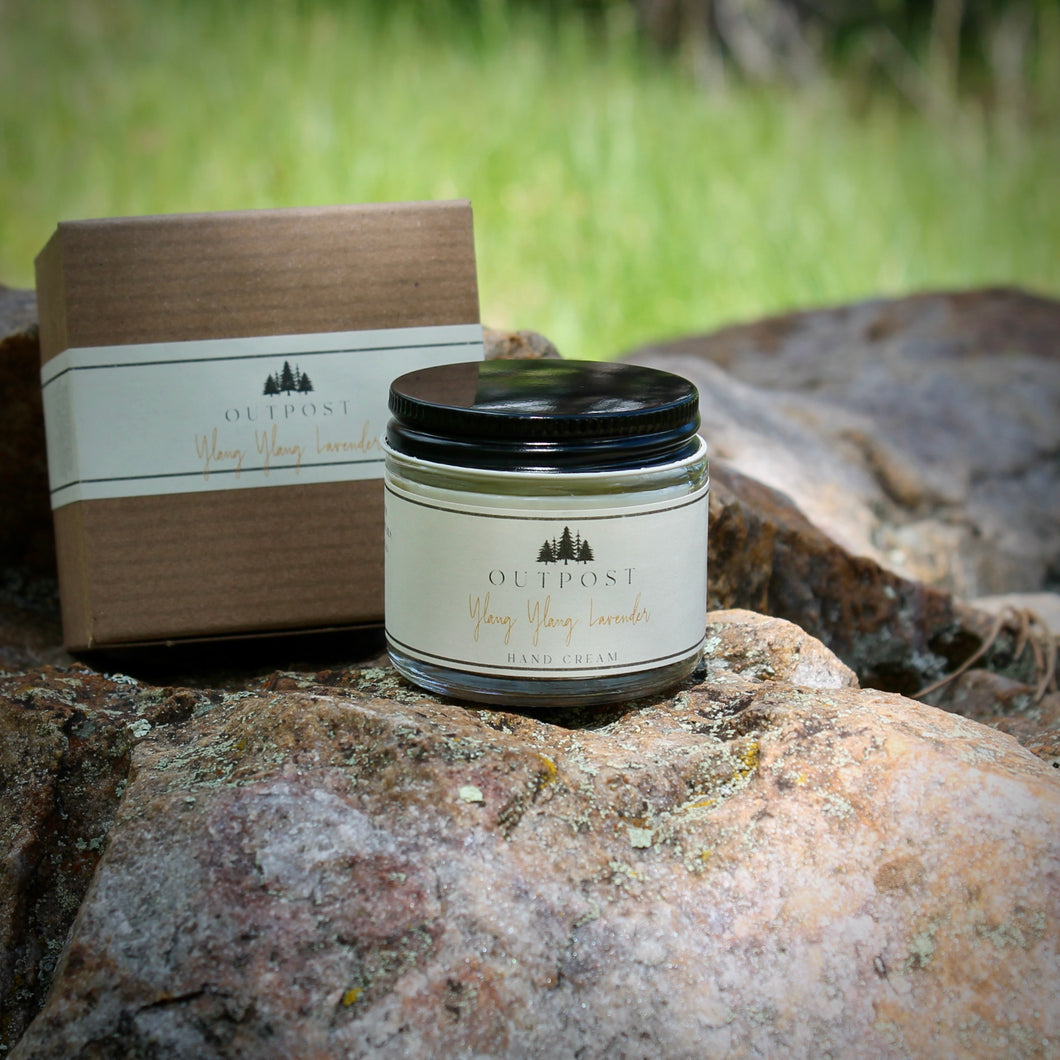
468;592;516;644
255;424;305;474
194;428;246;480
315;420;380;456
589;593;650;628
527;595;578;647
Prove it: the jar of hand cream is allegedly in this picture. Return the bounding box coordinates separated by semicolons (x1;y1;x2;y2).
383;359;709;707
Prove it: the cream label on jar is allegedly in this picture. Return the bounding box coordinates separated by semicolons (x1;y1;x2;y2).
40;324;484;510
384;481;709;679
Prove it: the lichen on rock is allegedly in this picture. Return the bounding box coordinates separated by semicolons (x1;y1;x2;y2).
3;612;1057;1059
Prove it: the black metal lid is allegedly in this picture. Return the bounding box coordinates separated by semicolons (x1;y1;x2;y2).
386;359;701;471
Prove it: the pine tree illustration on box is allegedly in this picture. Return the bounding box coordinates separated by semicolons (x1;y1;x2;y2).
263;361;313;396
537;526;593;565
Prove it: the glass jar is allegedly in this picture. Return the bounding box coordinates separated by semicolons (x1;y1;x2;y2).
383;359;709;707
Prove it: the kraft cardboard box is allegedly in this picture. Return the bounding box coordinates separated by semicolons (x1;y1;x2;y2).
35;201;483;650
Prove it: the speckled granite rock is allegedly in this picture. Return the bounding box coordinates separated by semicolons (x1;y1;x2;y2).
4;612;1058;1058
0;667;209;1047
705;461;989;696
627;287;1060;605
628;286;1060;717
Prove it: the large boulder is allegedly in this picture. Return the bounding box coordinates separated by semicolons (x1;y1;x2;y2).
4;611;1058;1058
627;287;1060;604
628;287;1060;715
2;285;1058;1055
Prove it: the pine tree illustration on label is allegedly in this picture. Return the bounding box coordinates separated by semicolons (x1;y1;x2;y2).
537;526;594;565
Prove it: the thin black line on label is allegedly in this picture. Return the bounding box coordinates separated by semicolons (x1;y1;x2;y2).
41;339;482;388
384;482;708;522
386;632;704;674
49;457;383;497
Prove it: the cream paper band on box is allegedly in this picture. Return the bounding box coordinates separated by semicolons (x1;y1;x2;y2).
41;324;484;510
384;480;709;680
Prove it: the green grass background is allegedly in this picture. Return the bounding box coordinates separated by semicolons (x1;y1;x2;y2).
2;0;1058;360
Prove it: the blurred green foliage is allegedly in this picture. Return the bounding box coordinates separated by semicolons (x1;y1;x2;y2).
1;0;1057;358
